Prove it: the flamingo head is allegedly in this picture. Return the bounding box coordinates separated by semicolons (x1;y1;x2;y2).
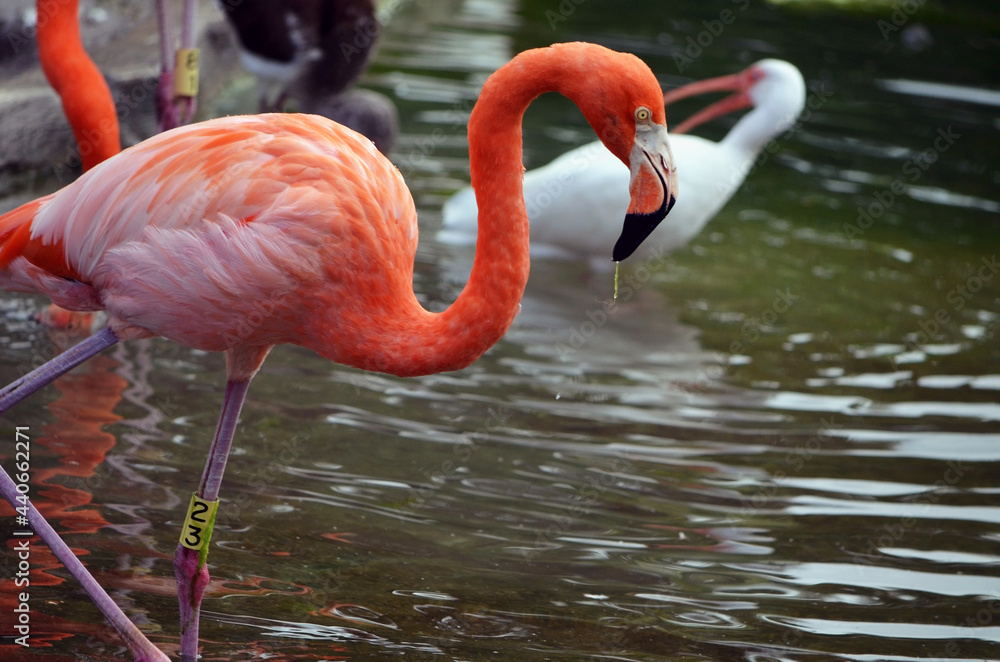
563;45;679;262
614;102;680;262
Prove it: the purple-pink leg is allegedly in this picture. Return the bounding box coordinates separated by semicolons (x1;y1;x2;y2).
155;0;198;131
154;0;177;131
176;377;253;661
0;327;118;414
0;459;168;659
0;327;163;654
176;0;198;124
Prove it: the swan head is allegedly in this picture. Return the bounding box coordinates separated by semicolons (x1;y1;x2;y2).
664;59;806;138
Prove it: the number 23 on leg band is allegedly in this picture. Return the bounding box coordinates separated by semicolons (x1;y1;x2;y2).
180;493;219;551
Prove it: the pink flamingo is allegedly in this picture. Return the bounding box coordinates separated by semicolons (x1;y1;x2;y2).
0;42;678;659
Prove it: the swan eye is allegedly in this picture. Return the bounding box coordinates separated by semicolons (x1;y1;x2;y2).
635;106;651;122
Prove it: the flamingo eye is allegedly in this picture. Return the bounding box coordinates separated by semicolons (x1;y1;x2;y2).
635;106;651;122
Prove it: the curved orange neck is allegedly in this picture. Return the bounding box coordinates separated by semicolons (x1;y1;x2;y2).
319;44;623;377
37;0;120;171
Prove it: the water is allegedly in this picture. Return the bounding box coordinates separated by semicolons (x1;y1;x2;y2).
1;0;999;660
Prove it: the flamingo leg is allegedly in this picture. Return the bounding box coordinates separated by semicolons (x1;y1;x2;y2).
0;327;119;414
154;0;177;131
0;327;155;653
156;0;198;130
175;377;253;660
180;0;196;56
0;459;169;659
177;0;198;124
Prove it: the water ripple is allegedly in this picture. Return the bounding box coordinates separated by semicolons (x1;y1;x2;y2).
763;614;1000;643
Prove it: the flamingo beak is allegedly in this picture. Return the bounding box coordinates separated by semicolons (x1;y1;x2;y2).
613;122;678;262
663;72;754;135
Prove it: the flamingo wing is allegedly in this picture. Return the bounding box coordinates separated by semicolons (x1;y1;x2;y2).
0;114;418;348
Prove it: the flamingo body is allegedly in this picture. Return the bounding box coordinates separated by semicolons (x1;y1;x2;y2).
2;114;412;364
441;59;806;267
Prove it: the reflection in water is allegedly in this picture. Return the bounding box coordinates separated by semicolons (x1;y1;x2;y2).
201;609;443;656
1;0;999;659
0;339;128;655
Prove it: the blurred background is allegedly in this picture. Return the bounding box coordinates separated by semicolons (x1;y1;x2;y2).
1;0;998;660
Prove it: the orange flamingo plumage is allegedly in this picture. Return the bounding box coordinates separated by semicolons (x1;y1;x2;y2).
36;0;119;170
0;42;678;659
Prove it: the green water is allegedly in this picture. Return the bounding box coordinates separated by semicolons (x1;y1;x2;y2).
1;0;999;660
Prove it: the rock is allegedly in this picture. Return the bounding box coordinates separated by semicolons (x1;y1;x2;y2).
0;0;37;69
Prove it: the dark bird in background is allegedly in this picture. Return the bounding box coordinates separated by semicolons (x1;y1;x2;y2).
300;87;398;155
218;0;398;154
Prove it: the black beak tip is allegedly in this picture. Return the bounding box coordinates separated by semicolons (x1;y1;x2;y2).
612;195;675;262
612;225;641;262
